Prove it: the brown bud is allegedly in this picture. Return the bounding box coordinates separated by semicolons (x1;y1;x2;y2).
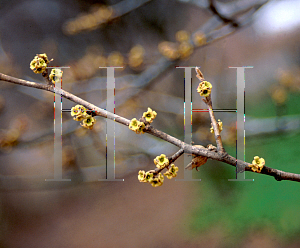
195;67;205;81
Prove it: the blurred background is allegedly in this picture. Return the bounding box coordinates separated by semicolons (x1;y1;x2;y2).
0;0;300;247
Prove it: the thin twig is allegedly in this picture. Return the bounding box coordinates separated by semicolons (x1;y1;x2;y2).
204;95;225;154
149;148;185;175
169;148;185;164
195;67;225;154
0;72;129;126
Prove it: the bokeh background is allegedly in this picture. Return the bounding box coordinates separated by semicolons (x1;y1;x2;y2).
0;0;300;247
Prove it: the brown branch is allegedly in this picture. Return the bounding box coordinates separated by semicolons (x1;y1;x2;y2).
259;166;300;182
195;67;225;154
149;148;185;176
169;148;184;164
204;95;225;154
1;72;300;183
0;72;129;127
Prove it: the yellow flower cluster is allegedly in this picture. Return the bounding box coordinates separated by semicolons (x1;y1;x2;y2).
270;86;287;105
154;154;169;169
158;41;180;61
129;107;157;134
249;156;265;173
138;154;179;187
138;170;164;187
129;118;145;134
197;81;212;97
158;30;194;60
30;53;50;74
176;30;190;42
69;47;107;81
69;44;147;80
142;107;157;123
193;31;206;47
210;119;223;134
49;69;63;84
63;5;113;35
128;45;145;69
178;41;194;60
176;30;194;59
164;164;179;179
269;68;300;106
71;105;96;130
150;173;164;187
107;51;125;68
0;115;28;153
69;44;146;79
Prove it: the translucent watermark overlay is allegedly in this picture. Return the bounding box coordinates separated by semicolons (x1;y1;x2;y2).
175;66;254;181
228;66;254;181
175;67;201;181
98;67;124;181
48;65;254;183
45;67;71;182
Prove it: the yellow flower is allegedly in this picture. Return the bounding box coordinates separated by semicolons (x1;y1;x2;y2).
271;85;287;105
71;106;80;116
71;105;87;121
30;57;47;74
158;173;164;182
138;170;147;182
108;51;124;68
81;115;96;130
175;30;190;42
210;119;223;133
218;120;223;132
137;121;145;134
252;156;265;166
154;154;169;169
29;53;51;74
250;156;265;173
164;171;172;179
128;45;145;68
169;164;179;174
129;118;145;134
129;118;139;132
49;69;63;83
193;32;206;47
142;107;157;123
37;53;50;64
178;41;193;59
149;173;164;187
149;178;161;187
145;171;154;182
158;41;180;61
197;81;212;97
164;164;179;179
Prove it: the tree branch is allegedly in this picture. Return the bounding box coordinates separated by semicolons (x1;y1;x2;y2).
204;95;225;154
1;72;300;183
